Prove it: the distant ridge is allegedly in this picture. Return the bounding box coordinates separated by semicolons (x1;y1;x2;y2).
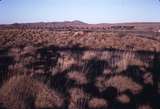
1;20;160;26
0;20;160;31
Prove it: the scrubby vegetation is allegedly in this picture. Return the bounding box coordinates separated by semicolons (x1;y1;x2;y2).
0;23;160;109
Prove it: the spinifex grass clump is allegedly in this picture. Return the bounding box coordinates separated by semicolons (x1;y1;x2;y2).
0;75;64;109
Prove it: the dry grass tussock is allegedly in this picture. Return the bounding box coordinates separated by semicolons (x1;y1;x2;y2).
0;75;64;109
88;98;108;109
67;71;88;85
115;52;147;72
96;75;143;94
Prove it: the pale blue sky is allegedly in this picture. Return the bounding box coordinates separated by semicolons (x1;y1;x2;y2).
0;0;160;24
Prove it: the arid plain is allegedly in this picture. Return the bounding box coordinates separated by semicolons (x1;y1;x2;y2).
0;21;160;109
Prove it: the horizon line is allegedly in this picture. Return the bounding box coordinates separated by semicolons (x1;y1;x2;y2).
1;20;160;25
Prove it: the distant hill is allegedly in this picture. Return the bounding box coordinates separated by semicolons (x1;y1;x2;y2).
0;21;160;31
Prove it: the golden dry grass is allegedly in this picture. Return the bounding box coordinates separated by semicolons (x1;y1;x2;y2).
0;75;64;109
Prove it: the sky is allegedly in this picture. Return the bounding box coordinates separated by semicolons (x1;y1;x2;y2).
0;0;160;24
